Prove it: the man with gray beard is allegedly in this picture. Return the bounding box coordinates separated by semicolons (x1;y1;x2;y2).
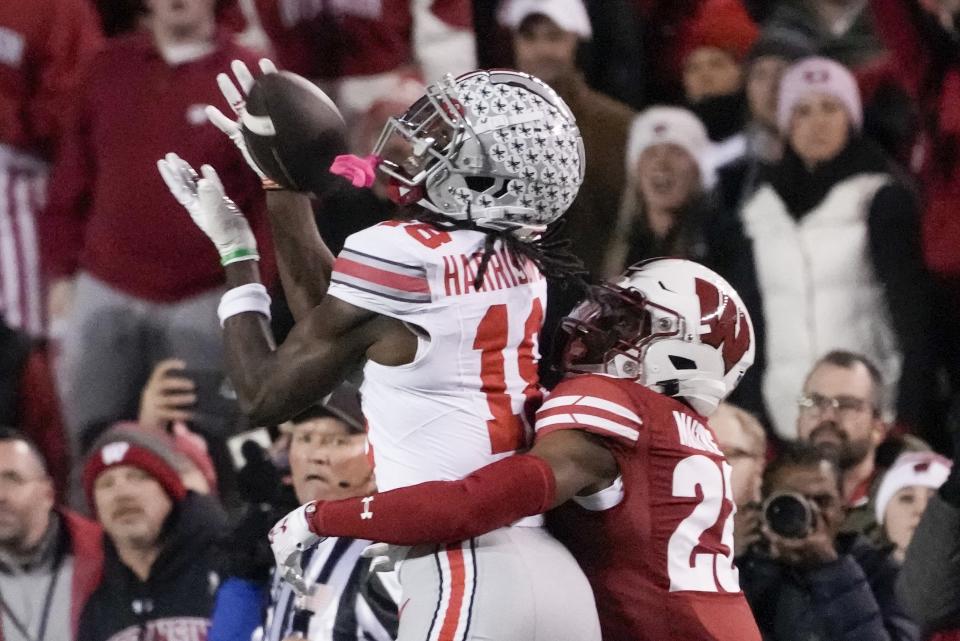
795;350;889;538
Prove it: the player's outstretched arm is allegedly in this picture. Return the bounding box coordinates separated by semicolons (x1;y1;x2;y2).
158;154;382;425
270;430;618;552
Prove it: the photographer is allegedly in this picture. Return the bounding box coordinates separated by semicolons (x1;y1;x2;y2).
738;442;919;641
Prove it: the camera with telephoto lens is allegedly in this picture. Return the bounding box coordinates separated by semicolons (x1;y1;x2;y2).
762;492;818;539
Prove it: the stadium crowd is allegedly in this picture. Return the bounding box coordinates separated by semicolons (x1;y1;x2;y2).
3;0;960;639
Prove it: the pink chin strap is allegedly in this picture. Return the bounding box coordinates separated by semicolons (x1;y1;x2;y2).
329;154;382;188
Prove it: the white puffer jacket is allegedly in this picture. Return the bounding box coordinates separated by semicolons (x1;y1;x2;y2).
740;173;901;439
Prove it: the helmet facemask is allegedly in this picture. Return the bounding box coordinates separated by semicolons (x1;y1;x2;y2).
558;284;684;379
374;79;468;192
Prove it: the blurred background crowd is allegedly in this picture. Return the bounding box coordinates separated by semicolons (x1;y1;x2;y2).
4;0;960;639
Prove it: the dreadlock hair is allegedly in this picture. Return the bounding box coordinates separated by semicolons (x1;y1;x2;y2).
406;204;590;294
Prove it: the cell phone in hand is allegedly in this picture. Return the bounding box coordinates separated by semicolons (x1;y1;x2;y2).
170;368;242;437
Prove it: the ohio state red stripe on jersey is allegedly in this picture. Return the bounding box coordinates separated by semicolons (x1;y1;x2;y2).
331;247;431;304
536;394;642;443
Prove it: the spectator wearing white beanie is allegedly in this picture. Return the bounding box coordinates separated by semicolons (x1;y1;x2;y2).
876;451;951;562
625;107;715;189
604;107;719;278
777;56;863;134
498;0;593;40
776;56;864;170
728;52;935;443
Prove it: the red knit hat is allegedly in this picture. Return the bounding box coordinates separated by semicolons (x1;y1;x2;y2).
100;421;218;495
83;440;188;511
679;0;759;65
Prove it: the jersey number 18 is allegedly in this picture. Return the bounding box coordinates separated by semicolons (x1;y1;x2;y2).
473;300;543;454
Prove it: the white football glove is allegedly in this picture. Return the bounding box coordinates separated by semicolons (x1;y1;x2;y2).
157;152;259;265
269;502;324;593
206;58;278;181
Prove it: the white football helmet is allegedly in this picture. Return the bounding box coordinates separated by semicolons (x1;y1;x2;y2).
558;258;755;416
373;69;585;236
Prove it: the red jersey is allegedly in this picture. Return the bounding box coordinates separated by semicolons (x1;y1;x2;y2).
537;374;761;641
0;0;103;156
40;31;275;302
244;0;472;79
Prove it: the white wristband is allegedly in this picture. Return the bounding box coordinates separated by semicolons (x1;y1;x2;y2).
218;283;272;327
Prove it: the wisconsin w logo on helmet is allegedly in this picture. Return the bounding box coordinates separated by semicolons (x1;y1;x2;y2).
694;278;751;375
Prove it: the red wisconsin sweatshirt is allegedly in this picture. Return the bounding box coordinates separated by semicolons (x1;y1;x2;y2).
0;0;104;157
41;30;274;302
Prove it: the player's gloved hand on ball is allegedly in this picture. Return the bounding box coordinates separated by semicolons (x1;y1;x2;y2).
157;152;259;265
269;502;325;590
206;58;277;181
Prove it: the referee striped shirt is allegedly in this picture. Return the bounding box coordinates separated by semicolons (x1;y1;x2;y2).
261;537;400;641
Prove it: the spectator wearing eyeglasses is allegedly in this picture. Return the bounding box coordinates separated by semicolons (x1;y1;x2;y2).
795;350;890;539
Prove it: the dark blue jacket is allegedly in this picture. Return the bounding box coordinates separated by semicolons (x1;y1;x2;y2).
738;533;920;641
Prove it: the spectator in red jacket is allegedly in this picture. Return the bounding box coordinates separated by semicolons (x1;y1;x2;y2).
0;427;103;641
229;0;476;125
41;0;275;453
0;0;103;338
869;0;960;410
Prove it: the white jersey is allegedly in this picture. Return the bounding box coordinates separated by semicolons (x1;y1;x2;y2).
327;220;547;491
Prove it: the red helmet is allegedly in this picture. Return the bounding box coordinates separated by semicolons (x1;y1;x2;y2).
558;258;755;416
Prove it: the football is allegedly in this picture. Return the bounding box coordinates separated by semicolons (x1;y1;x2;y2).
242;71;348;195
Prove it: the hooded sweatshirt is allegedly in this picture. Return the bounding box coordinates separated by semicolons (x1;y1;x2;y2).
77;493;227;641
